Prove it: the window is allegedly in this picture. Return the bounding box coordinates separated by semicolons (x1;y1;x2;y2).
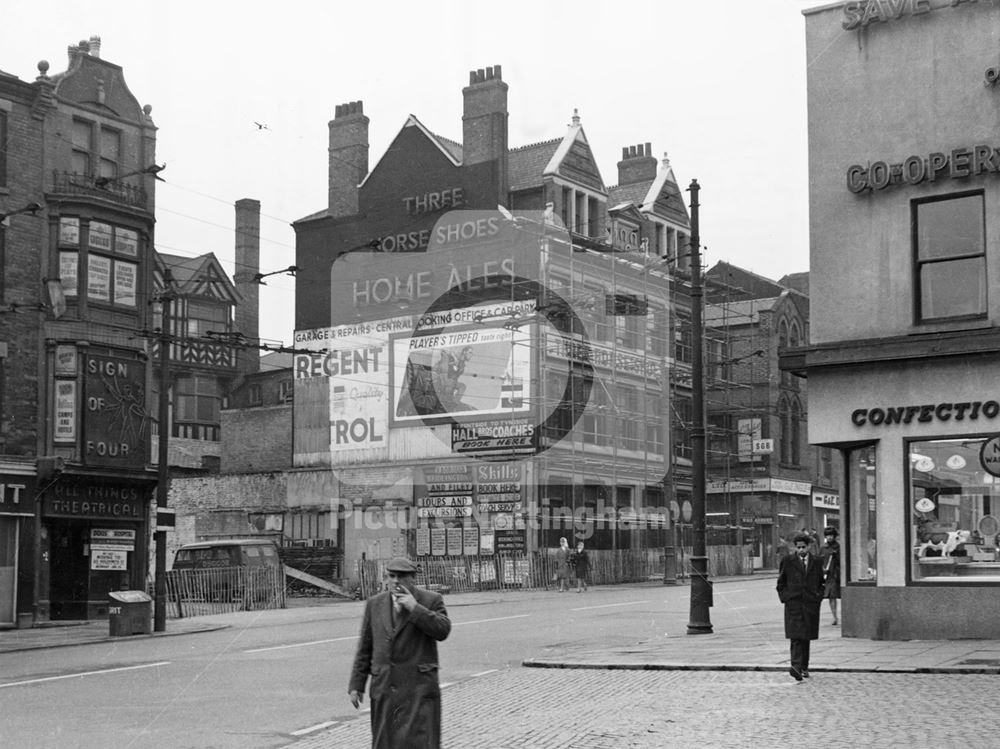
176;375;220;425
791;399;801;465
647;304;667;357
778;397;792;464
187;300;229;337
71;119;92;176
847;445;877;582
914;191;986;322
248;384;263;407
909;437;1000;582
581;380;607;445
278;379;293;404
99;127;120;181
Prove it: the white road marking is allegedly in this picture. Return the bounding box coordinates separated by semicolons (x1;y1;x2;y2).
572;600;649;612
244;635;358;653
452;614;530;626
291;720;338;736
0;661;171;689
440;681;455;689
471;669;498;677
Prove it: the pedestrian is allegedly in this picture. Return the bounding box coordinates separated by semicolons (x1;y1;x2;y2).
820;526;841;626
776;532;825;681
348;557;452;748
554;537;571;592
572;540;590;593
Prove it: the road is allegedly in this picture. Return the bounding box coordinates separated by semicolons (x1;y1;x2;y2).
0;578;776;748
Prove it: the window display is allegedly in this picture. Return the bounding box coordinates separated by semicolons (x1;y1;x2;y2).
847;445;877;582
909;437;1000;581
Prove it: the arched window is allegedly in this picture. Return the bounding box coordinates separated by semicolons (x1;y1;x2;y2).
791;398;802;465
778;396;792;464
778;320;790;386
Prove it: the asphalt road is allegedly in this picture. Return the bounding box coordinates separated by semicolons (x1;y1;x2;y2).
0;578;780;748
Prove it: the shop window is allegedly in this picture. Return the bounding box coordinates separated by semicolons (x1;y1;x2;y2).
846;445;877;582
913;191;986;322
909;437;1000;582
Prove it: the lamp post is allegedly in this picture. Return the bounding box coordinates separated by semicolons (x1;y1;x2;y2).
686;179;713;635
152;286;172;632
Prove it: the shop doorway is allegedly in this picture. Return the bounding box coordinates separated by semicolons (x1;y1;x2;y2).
0;517;18;626
48;521;89;620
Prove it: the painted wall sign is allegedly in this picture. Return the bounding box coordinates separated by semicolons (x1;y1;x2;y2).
842;0;978;32
847;144;1000;193
852;400;1000;427
84;352;148;468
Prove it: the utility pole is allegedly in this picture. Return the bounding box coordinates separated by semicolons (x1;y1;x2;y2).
686;179;713;635
153;281;172;633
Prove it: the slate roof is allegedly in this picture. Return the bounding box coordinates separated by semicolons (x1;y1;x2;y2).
508;138;561;191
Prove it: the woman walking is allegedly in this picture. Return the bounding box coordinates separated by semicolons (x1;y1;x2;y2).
572;541;590;593
820;526;841;626
554;537;571;592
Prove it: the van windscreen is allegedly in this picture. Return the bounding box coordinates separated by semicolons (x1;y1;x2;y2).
176;547;239;567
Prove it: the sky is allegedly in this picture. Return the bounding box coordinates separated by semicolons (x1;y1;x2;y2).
2;0;825;348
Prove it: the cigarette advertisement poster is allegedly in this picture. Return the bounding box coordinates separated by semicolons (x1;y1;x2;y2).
392;300;532;426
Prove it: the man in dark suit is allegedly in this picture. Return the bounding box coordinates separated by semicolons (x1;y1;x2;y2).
349;557;451;748
776;532;825;681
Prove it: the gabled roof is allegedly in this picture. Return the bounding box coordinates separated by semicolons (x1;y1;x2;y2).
359;114;461;188
156;252;241;305
608;155;689;227
543;125;606;193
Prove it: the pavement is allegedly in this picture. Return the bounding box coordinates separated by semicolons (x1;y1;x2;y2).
4;576;1000;673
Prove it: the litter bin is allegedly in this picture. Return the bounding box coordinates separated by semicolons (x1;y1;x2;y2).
108;590;152;636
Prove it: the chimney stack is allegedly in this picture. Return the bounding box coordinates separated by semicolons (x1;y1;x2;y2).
462;65;508;196
234;198;261;376
88;35;101;58
328;101;369;218
617;142;657;186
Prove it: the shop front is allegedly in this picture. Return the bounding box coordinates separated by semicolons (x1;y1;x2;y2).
1;467;35;628
39;475;152;620
809;358;1000;639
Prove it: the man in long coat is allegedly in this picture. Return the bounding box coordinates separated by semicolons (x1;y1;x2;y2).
776;532;825;681
349;557;451;748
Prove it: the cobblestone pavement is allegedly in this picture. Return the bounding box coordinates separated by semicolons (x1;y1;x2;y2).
289;667;1000;748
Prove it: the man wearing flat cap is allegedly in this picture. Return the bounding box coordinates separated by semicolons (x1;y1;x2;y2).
349;557;451;748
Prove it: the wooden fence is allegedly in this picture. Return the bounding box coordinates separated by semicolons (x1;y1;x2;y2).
164;566;286;618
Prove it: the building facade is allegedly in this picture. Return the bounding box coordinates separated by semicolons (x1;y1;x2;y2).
704;263;840;569
787;1;1000;638
293;68;689;581
1;38;159;623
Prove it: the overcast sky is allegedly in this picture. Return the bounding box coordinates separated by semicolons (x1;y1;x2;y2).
3;0;823;346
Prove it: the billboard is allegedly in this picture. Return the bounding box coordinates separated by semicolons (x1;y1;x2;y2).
391;301;532;425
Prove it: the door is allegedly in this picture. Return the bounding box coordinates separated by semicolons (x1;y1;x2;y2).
0;518;18;625
48;521;89;619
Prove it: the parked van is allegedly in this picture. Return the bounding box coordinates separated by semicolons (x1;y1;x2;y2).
171;539;284;605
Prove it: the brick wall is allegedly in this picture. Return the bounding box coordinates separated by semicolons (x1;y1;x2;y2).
1;86;45;455
221;404;291;473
